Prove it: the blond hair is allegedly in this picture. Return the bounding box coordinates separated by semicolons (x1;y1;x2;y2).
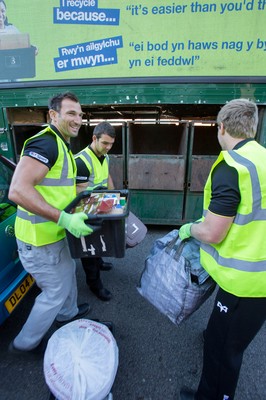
217;99;258;139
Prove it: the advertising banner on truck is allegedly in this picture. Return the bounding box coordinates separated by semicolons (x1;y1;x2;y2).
0;0;265;84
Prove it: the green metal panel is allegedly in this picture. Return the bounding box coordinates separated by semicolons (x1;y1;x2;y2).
0;83;266;107
130;189;184;225
0;108;16;160
183;192;204;223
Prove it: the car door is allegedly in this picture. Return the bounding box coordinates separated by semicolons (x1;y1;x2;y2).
0;155;34;324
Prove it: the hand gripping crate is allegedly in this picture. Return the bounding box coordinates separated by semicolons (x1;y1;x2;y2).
64;189;129;259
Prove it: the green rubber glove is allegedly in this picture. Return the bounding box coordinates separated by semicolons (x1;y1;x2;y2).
179;223;193;240
85;184;106;192
58;211;93;238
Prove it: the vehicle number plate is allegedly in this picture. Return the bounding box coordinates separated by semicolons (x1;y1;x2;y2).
5;275;35;313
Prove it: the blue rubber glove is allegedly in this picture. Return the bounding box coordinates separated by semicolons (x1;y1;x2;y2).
179;223;193;240
58;211;93;238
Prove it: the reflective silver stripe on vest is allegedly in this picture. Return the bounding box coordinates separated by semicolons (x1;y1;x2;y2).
201;242;266;272
77;150;108;186
17;209;49;224
39;144;74;187
201;150;266;273
203;151;266;224
227;151;266;224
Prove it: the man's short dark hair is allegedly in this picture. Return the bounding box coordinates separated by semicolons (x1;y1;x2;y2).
48;92;80;113
93;121;116;139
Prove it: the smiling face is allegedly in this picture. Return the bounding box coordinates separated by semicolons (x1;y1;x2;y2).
49;98;84;142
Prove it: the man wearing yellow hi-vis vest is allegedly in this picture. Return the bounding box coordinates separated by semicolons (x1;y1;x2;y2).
8;92;93;356
178;99;266;400
75;121;116;302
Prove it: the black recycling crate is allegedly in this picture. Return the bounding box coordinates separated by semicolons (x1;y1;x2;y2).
65;189;129;258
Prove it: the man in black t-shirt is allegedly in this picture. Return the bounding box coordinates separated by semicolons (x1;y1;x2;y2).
8;92;92;356
75;122;116;302
178;99;266;400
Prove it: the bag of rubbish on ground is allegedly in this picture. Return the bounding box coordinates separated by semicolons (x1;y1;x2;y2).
43;319;119;400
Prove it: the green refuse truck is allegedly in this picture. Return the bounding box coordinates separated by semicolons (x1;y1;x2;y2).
0;0;266;224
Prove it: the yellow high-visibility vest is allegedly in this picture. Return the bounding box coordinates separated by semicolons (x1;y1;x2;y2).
75;147;109;187
15;127;76;246
200;140;266;297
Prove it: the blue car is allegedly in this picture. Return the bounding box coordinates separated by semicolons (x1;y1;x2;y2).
0;155;35;325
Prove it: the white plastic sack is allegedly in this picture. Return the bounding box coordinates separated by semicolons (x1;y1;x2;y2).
44;319;119;400
137;230;216;326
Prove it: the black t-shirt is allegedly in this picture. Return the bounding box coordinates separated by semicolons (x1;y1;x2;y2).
75;146;106;184
208;139;254;217
22;125;70;169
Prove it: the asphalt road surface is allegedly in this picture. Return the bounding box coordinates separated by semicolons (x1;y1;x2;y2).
0;226;265;400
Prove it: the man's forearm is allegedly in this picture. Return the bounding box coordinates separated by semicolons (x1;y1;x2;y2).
190;222;210;243
108;174;115;190
9;184;61;223
190;212;234;244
